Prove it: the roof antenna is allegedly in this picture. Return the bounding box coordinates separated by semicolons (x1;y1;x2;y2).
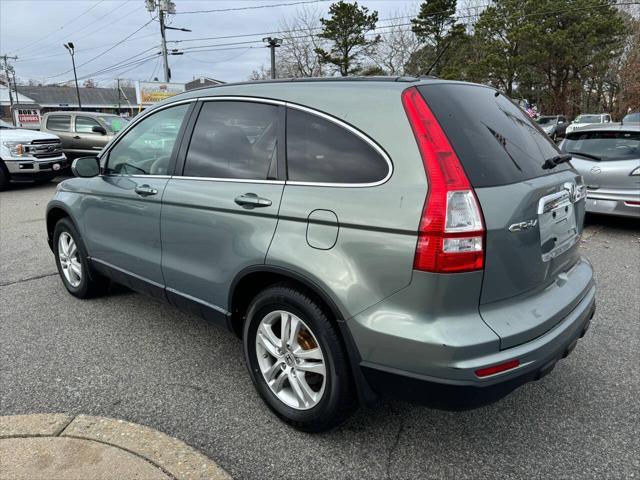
424;42;451;76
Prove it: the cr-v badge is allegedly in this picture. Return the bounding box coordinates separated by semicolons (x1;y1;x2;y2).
509;219;538;232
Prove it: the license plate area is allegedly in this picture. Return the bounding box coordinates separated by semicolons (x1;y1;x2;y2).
537;188;579;262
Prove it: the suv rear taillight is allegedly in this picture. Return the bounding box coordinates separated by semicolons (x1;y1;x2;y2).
402;87;485;273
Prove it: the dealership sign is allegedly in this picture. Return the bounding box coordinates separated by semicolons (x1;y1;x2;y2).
135;81;185;106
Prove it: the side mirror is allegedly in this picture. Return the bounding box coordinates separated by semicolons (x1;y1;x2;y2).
92;125;107;135
71;156;100;178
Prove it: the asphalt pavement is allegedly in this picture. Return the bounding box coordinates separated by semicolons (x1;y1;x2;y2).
1;179;638;479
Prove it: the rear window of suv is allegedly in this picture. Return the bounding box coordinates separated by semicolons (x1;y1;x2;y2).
418;84;569;187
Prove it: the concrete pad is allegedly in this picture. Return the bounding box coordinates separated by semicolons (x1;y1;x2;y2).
0;413;73;438
62;415;231;480
0;437;170;480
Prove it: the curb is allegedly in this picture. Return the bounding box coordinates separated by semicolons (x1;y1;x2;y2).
0;413;232;480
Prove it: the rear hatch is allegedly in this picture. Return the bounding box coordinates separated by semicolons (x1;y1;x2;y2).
418;83;591;349
561;129;640;196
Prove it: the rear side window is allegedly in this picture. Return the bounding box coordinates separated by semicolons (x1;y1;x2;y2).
418;84;569;187
286;108;389;184
47;115;70;132
76;116;101;133
184;101;279;180
562;130;640;161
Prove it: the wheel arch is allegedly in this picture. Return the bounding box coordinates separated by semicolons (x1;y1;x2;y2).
46;203;80;252
228;265;378;405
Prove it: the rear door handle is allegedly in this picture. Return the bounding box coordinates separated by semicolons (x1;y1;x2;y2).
73;136;81;139
135;184;158;196
234;193;272;208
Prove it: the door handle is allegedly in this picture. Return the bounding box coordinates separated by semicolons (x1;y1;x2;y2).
234;193;272;208
73;135;81;139
135;184;158;196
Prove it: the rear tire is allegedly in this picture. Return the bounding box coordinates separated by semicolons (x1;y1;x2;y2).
53;218;109;298
243;284;356;432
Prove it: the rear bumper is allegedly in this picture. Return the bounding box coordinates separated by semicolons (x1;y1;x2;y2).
361;295;596;409
585;189;640;218
348;259;596;408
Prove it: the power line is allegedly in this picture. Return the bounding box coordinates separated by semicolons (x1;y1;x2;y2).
44;17;157;80
175;0;330;15
15;33;158;64
7;0;107;55
184;48;254;64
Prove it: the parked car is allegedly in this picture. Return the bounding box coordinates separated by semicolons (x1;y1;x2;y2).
622;112;640;124
560;123;640;218
536;115;570;141
40;111;129;159
565;113;612;134
0;119;66;191
46;78;596;432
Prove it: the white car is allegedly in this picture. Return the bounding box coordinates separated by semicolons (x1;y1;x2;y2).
565;113;612;135
0;119;67;190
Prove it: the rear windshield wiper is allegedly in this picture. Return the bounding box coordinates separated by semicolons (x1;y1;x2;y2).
542;154;572;170
566;151;602;161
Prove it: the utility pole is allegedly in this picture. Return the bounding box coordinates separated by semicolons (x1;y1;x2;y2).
262;37;282;79
147;0;178;83
64;43;82;109
117;78;121;112
1;55;18;112
10;67;19;107
159;8;170;82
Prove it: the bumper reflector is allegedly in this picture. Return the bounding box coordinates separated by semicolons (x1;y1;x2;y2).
475;359;520;377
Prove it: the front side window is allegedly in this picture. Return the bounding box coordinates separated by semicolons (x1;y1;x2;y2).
286;108;389;184
76;116;101;133
47;115;71;131
105;104;189;176
183;101;279;180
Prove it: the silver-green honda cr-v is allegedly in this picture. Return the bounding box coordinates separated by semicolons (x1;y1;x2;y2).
46;78;596;432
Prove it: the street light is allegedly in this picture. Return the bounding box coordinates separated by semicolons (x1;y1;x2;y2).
64;42;82;109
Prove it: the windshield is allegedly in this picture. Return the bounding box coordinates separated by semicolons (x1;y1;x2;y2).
99;116;129;133
562;131;640;161
537;117;557;125
574;115;602;124
622;113;640;123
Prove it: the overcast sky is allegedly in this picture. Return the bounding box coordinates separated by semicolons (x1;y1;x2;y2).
0;0;420;86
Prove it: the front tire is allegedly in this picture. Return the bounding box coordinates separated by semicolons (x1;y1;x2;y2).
243;285;356;432
53;218;109;298
0;163;9;191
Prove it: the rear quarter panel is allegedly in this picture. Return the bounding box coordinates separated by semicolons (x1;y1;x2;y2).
233;83;428;318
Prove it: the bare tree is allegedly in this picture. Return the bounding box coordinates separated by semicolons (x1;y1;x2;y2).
365;9;421;75
249;5;328;80
277;5;327;77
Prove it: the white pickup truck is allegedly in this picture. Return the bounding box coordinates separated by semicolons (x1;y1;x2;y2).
0;119;67;191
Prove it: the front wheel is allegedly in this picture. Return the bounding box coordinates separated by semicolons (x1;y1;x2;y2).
53;218;109;298
0;164;9;191
243;285;356;432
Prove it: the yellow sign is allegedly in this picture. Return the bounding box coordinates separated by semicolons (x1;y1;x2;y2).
135;81;185;106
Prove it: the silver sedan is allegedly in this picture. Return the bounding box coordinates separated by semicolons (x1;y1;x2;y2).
560;123;640;218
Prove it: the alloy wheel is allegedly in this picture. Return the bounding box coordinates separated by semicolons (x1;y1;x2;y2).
58;231;82;288
255;310;326;410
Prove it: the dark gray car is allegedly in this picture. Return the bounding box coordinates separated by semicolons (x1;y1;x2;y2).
46;78;596;432
537;115;569;141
